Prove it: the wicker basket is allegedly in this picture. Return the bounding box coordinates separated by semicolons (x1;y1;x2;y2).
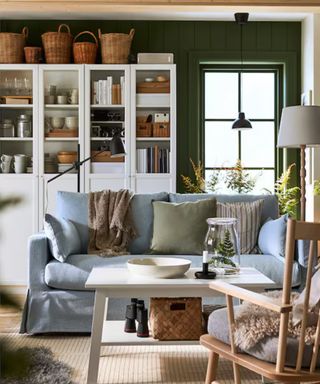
137;123;152;137
149;297;203;341
153;122;170;137
73;31;98;64
41;24;73;64
0;27;28;64
24;46;42;63
99;28;135;64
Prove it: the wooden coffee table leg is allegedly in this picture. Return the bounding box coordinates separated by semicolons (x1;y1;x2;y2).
87;290;108;384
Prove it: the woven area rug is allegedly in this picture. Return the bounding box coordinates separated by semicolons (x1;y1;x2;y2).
0;306;262;383
3;332;262;384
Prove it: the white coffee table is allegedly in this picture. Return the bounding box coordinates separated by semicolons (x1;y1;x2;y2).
85;267;275;384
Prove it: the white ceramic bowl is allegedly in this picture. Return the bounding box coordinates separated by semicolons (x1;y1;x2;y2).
50;117;65;129
127;257;191;278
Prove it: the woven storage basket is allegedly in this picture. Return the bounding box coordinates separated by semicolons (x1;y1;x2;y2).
42;24;73;64
99;28;135;64
24;47;42;63
0;27;28;63
153;122;170;137
73;31;98;64
137;123;152;137
149;297;203;341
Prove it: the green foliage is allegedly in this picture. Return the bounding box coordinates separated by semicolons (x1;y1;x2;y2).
181;158;206;193
271;163;300;218
210;229;236;268
314;180;320;196
206;170;220;193
225;160;256;194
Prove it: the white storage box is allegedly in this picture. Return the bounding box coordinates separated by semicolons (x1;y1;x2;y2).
91;162;125;174
137;53;174;64
136;93;170;107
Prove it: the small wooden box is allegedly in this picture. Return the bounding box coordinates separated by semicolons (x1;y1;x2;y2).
91;151;124;163
137;81;170;94
136;123;152;137
153;122;170;137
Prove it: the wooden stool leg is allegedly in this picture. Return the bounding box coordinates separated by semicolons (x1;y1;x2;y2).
205;351;219;384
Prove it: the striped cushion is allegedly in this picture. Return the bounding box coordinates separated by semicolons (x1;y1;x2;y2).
217;200;264;254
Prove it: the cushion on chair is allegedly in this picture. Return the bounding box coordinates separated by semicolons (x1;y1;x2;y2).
207;306;320;368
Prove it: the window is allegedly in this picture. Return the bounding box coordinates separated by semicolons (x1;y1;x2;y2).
203;68;278;193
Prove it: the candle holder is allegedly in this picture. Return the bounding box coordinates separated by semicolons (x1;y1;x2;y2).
195;263;216;279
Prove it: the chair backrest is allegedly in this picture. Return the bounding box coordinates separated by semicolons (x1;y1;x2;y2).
276;219;320;373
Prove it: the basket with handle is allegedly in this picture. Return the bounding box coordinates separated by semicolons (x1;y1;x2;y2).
41;24;73;64
0;27;28;63
98;28;135;64
73;30;98;64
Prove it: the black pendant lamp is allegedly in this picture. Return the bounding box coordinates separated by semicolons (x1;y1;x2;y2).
232;12;252;130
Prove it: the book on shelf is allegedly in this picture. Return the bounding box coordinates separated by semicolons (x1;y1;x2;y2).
136;146;170;174
92;77;124;105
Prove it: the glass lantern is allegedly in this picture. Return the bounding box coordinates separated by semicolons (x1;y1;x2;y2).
204;218;240;273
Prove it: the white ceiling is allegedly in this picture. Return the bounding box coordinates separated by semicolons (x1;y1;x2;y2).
0;3;316;21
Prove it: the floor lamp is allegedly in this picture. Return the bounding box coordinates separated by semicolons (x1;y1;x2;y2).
48;130;125;192
278;105;320;221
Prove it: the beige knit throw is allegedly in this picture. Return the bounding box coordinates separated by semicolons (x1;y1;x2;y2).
88;189;136;257
233;291;319;350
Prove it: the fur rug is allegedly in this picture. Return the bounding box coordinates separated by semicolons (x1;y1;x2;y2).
2;347;74;384
234;291;318;350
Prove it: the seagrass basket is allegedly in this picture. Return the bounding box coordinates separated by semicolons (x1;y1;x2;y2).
99;28;135;64
41;24;73;64
149;297;203;340
0;27;28;63
24;46;42;63
73;31;98;64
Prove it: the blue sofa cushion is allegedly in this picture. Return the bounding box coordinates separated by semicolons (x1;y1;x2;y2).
57;191;88;253
258;214;288;258
56;191;169;255
44;254;204;291
44;213;81;262
44;252;300;291
169;194;279;224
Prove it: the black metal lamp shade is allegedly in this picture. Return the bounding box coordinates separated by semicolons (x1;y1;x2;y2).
110;133;126;158
232;112;252;130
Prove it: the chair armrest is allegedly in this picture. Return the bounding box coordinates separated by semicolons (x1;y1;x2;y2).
28;232;52;290
209;281;292;313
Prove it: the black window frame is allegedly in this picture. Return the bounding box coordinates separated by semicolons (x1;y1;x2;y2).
200;64;283;189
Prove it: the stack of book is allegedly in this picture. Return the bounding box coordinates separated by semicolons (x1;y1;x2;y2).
92;76;125;105
136;146;170;173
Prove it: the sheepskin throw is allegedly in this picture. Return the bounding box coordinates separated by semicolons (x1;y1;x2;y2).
234;291;318;350
88;189;136;256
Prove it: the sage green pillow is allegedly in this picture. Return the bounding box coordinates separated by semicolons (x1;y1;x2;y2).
150;199;217;255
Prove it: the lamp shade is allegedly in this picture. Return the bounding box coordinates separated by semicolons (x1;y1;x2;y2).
278;106;320;148
232;112;252;130
110;134;126;158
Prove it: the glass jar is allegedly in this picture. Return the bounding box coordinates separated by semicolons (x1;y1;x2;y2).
0;119;15;137
204;218;240;273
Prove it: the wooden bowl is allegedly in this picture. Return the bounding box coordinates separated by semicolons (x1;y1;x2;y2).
57;151;77;164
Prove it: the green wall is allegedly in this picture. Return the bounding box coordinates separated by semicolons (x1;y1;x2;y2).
0;20;301;191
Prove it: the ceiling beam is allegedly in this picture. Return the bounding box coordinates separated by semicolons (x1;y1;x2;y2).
1;0;320;4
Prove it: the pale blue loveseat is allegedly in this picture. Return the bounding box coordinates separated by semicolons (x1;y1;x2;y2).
20;192;305;334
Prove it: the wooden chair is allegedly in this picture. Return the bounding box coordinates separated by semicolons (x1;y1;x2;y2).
200;219;320;384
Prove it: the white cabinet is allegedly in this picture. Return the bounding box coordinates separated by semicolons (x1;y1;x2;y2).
130;64;176;193
84;65;131;193
0;64;38;284
38;65;85;223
